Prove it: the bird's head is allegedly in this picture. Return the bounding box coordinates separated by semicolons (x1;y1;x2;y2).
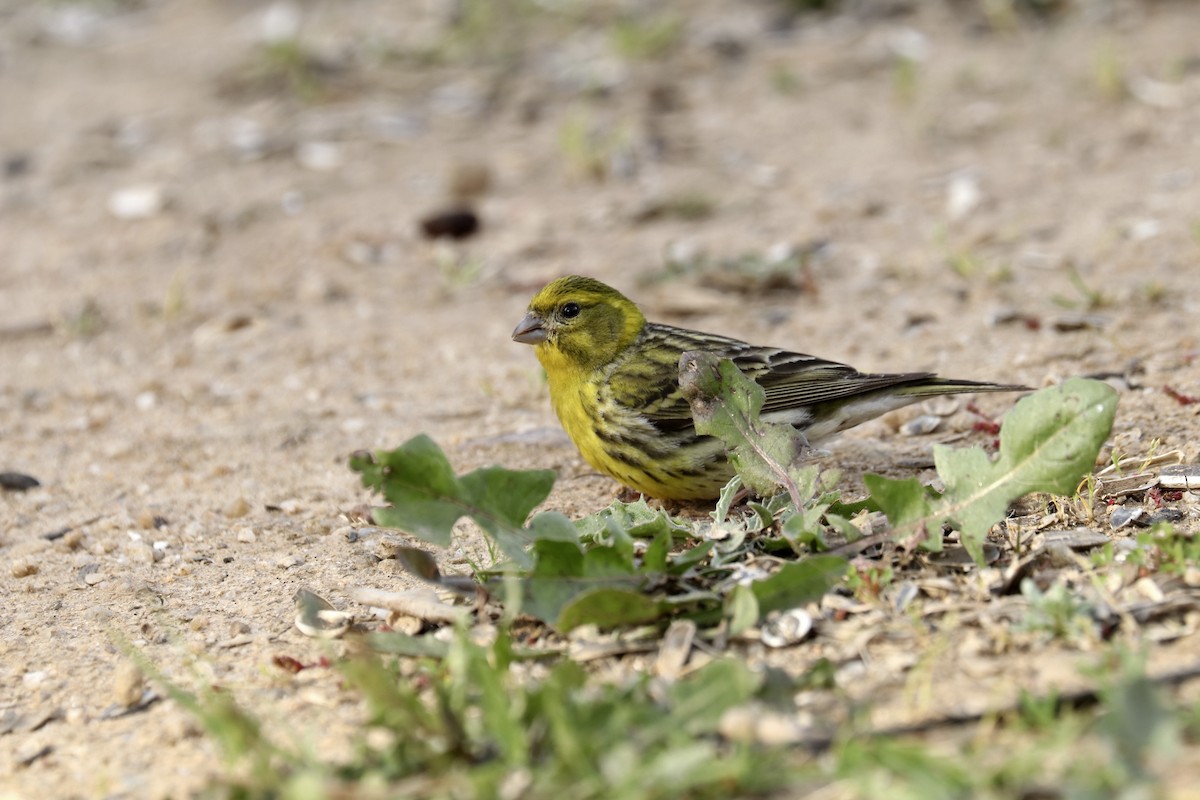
512;275;646;372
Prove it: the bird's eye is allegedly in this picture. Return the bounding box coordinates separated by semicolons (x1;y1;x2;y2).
561;302;581;319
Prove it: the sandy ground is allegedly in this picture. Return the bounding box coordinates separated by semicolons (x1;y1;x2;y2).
2;1;1200;796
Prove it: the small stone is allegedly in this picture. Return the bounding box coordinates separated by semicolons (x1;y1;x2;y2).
112;662;145;709
127;542;156;564
11;558;38;578
755;712;804;746
718;705;757;742
135;391;157;410
84;571;106;586
419;207;480;240
225;497;251;518
888;27;930;62
295;141;344;171
1125;218;1162;241
235;527;257;544
108;185;165;220
22;670;48;688
0;472;40;491
387;614;423;636
1134;577;1165;603
258;1;301;43
946;172;982;221
900;414;942;436
276;554;304;569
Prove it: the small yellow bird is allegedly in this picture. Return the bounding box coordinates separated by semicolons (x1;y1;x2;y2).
513;275;1025;501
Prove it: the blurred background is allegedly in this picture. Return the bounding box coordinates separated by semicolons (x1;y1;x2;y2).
5;0;1198;468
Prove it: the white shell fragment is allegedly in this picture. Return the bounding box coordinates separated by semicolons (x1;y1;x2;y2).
1109;507;1144;530
759;608;813;648
1159;465;1200;491
900;414;942;436
294;589;352;639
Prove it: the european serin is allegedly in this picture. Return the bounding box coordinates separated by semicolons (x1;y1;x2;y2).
513;275;1024;501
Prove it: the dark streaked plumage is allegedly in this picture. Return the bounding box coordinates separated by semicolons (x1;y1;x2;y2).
513;275;1026;501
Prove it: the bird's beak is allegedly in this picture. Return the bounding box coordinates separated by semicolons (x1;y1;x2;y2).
511;312;547;345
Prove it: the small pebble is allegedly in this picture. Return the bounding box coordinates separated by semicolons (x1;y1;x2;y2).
112;662;145;709
419;207;480;240
235;527;257;544
1133;577;1165;603
258;1;301;43
108;185;165;220
84;571;106;586
0;472;40;491
295;141;344;171
946;172;982;221
1184;567;1200;588
225;497;251;518
22;670;48;688
127;542;156;564
11;558;38;578
900;414;942;436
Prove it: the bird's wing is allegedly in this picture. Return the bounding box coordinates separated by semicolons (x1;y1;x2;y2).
737;348;936;411
611;323;935;428
607;323;747;430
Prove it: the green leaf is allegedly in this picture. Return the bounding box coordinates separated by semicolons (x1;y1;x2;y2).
576;498;690;542
663;659;763;735
868;378;1118;565
469;641;529;765
666;540;714;576
712;475;743;523
679;351;811;506
555;587;670;631
750;556;848;616
519;538;649;626
528;511;583;543
725;583;759;637
938;378;1116;559
863;474;940;549
642;527;670;573
779;485;831;552
350;435;556;567
366;632;451;658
